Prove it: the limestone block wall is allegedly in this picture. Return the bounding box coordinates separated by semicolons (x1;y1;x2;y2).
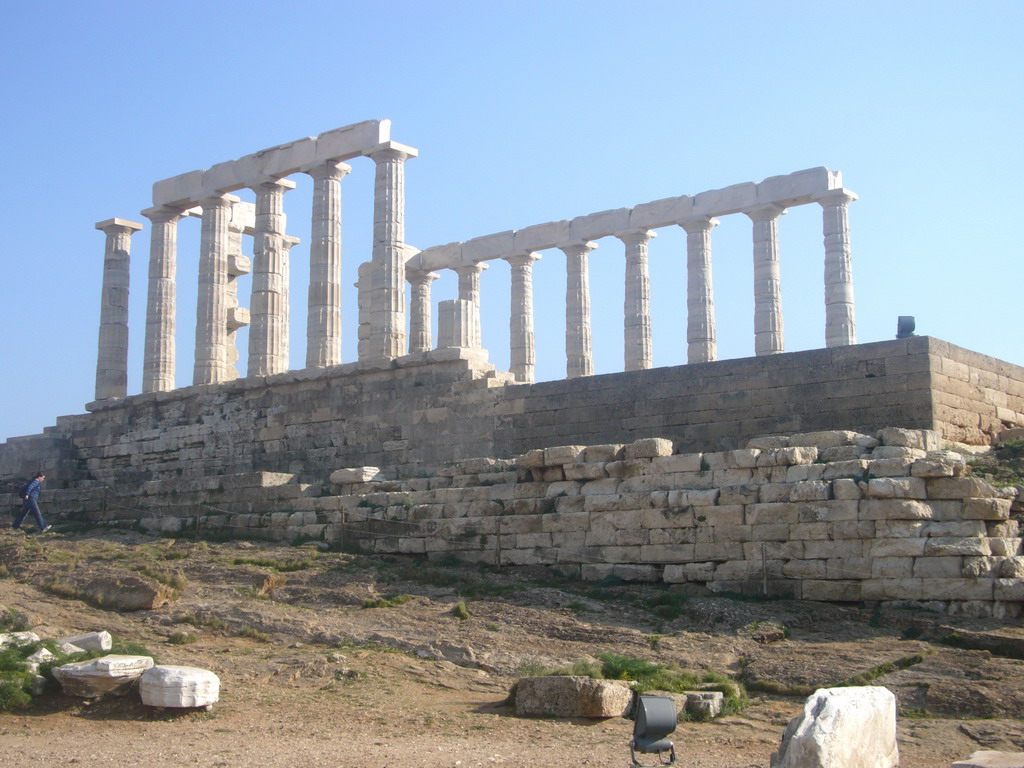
1;337;1022;494
39;427;1024;618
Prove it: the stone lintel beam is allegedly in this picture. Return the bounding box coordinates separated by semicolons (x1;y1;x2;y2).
152;119;390;207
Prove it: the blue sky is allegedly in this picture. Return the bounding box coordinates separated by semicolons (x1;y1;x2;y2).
1;0;1021;441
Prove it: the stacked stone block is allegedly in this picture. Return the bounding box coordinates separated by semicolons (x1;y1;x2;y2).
43;427;1023;617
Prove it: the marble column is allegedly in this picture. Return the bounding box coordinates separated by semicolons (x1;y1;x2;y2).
815;189;858;347
94;218;143;400
745;204;786;356
680;216;719;364
224;217;251;382
305;161;350;368
504;252;540;383
617;229;656;371
454;262;488;348
366;142;417;360
406;267;439;354
141;206;183;393
249;179;295;376
559;240;597;379
194;194;236;385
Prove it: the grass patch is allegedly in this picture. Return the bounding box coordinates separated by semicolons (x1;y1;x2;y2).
362;594;415;609
166;631;198;645
451;600;471;620
0;608;29;632
230;554;319;572
645;591;687;621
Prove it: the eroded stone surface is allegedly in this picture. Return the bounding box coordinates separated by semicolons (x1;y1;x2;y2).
514;675;633;718
140;665;220;708
53;654;154;698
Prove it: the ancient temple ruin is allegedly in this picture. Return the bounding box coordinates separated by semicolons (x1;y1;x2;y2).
89;119;857;403
4;120;1023;616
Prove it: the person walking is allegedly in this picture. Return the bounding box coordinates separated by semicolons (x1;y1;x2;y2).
14;472;50;533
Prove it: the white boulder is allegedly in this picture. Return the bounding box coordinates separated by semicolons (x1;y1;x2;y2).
514;675;633;718
140;665;220;709
52;654;154;698
771;686;898;768
329;467;383;484
953;751;1024;768
0;631;40;648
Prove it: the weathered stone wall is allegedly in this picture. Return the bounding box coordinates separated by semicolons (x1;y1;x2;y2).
42;427;1024;617
1;337;1022;493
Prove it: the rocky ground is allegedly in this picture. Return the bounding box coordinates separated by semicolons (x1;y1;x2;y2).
0;527;1022;768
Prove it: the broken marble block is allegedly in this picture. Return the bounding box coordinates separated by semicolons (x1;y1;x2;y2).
685;690;725;719
52;654;154;698
0;631;40;648
953;751;1024;768
515;675;634;718
59;631;112;652
140;665;220;709
771;686;898;768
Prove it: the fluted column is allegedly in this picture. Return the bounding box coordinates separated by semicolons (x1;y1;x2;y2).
745;204;786;356
406;267;439;354
815;189;858;347
504;252;540;382
249;178;295;376
680;216;719;364
454;262;488;348
559;240;597;378
94;218;143;400
305;161;350;367
617;229;656;371
141;206;183;393
194;194;236;385
366;142;418;360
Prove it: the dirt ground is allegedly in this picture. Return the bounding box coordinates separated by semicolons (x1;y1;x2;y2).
1;529;1022;768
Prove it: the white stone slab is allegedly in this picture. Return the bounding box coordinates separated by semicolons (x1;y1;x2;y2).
629;195;694;229
312;119;391;164
415;242;463;272
0;631;40;648
329;467;384;484
756;167;841;206
953;751;1024;768
53;654;154;698
140;665;220;708
59;631;112;652
693;182;758;217
461;231;515;263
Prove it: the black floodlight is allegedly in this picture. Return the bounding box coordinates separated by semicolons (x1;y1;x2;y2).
629;695;677;767
896;315;916;339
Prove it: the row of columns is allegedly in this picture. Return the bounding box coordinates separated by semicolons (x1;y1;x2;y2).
93;145;415;401
92;177;856;400
400;189;857;383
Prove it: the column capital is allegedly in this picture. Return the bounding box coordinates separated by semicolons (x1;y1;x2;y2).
95;217;143;234
304;159;352;181
200;193;239;210
743;204;786;222
678;215;719;234
141;206;185;225
453;261;489;276
405;266;440;284
813;188;858;207
365;141;419;163
252;177;298;193
557;240;598;255
615;228;657;247
503;251;541;268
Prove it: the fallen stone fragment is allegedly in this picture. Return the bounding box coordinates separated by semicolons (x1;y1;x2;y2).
140;665;220;709
515;675;633;718
771;686;898;768
685;691;724;719
0;631;40;648
52;654;154;698
60;631;112;651
953;751;1024;768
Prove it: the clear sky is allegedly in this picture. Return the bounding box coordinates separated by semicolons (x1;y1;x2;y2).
1;0;1020;441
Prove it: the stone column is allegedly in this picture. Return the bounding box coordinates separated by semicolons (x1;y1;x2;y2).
94;218;143;400
559;240;597;379
680;216;719;364
194;194;236;385
454;262;488;348
504;252;540;383
406;267;439;354
249;178;295;376
815;189;858;347
617;229;656;371
745;204;786;356
366;142;418;360
140;206;183;393
305;161;350;368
